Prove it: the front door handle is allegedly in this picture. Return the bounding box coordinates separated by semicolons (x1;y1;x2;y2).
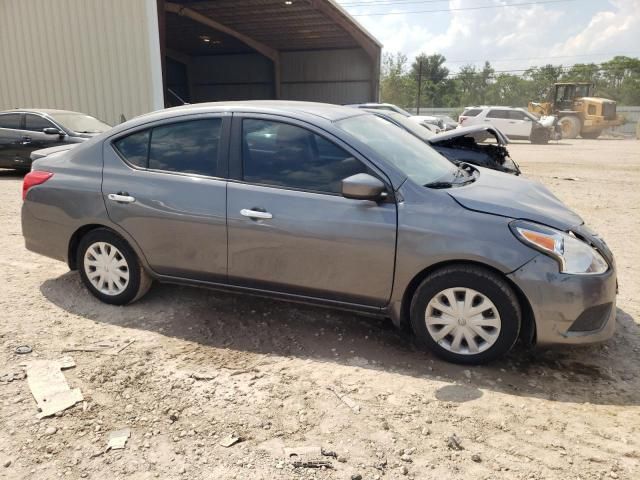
240;208;272;220
108;193;136;204
20;136;32;145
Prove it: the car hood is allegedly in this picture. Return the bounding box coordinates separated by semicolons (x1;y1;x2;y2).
429;125;509;145
447;168;583;230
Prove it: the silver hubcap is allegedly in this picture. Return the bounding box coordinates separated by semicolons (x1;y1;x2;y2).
425;287;501;355
83;242;130;296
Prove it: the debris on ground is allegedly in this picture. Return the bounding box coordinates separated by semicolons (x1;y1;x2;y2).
0;369;26;383
191;371;217;380
25;357;83;418
219;434;242;448
284;445;336;469
446;434;464;450
327;385;360;414
62;339;134;356
107;428;131;450
471;453;482;462
15;345;32;355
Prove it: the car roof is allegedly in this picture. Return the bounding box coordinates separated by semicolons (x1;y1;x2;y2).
0;108;86;116
464;106;524;111
115;101;366;133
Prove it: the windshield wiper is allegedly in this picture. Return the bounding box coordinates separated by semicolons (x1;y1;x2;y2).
424;181;454;189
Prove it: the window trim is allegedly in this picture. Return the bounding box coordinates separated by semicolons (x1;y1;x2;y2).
109;113;230;180
229;113;392;198
24;112;58;132
0;112;25;130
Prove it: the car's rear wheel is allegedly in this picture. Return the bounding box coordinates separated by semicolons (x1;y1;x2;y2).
77;228;152;305
409;265;521;364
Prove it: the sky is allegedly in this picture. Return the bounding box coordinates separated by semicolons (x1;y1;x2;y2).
336;0;640;73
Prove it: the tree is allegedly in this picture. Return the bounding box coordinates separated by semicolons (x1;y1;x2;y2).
411;53;449;108
380;52;415;108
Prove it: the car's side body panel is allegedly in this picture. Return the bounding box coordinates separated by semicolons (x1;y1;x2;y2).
101;113;231;282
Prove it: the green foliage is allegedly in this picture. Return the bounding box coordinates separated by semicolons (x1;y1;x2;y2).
379;53;640;108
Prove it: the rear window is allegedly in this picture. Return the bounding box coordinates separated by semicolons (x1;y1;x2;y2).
0;113;22;129
461;109;481;117
113;118;222;176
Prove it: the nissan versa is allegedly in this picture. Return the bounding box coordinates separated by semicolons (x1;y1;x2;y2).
21;101;617;364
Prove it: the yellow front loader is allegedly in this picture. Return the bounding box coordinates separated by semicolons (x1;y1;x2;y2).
528;82;623;139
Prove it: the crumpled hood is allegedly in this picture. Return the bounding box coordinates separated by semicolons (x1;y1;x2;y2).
448;167;583;230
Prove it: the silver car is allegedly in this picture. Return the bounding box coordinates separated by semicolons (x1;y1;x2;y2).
21;101;617;364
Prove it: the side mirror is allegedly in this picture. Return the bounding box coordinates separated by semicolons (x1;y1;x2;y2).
341;173;387;201
43;127;63;136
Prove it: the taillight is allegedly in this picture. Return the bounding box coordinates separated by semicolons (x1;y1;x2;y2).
22;171;53;200
459;116;466;124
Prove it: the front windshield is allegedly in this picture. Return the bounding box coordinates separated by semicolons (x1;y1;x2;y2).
337;114;458;186
50;113;111;134
382;111;434;141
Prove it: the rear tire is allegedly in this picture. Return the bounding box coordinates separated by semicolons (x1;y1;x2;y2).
580;130;602;139
559;116;581;139
77;228;152;305
409;265;521;365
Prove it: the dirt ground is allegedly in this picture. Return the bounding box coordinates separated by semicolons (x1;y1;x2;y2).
1;138;639;480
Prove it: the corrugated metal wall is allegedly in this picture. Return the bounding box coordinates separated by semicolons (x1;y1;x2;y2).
281;49;373;104
190;54;274;102
0;0;162;126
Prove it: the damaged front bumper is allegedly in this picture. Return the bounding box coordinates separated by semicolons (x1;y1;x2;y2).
508;254;617;345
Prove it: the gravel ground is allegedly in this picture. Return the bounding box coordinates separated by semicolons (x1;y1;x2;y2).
1;138;639;480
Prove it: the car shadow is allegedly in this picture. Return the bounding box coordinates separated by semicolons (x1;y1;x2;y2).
0;169;27;179
40;272;640;407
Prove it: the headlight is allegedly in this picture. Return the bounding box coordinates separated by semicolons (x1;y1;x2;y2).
510;220;608;275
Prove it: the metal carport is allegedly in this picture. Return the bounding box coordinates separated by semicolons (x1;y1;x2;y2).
160;0;381;106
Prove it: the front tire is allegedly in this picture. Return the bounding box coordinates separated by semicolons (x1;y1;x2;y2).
409;265;521;364
530;128;550;144
77;228;152;305
558;115;581;139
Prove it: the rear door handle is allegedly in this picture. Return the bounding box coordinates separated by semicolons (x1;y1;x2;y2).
108;193;136;204
240;208;272;220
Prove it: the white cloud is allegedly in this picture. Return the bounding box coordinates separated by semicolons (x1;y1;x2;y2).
345;0;640;72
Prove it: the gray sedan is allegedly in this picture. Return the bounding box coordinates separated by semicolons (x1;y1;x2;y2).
21;101;616;364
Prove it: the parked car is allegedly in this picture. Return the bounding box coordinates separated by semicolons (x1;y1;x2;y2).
365;109;520;175
0;109;111;171
347;102;441;132
435;115;459;131
458;106;553;144
22;101;616;364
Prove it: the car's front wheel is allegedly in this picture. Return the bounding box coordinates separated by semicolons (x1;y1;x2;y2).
410;265;521;364
77;228;152;305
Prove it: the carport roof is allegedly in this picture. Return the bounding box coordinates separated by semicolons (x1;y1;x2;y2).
164;0;381;59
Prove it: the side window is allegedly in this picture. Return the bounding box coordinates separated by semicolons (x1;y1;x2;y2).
0;113;22;129
509;110;525;120
487;110;508;119
242;119;367;194
149;119;221;176
462;109;481;117
114;130;150;168
113;118;221;175
25;114;56;132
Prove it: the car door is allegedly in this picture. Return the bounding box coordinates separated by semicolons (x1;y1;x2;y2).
102;114;230;282
484;109;512;136
508;110;533;138
226;114;397;307
22;114;69;160
0;113;25;168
